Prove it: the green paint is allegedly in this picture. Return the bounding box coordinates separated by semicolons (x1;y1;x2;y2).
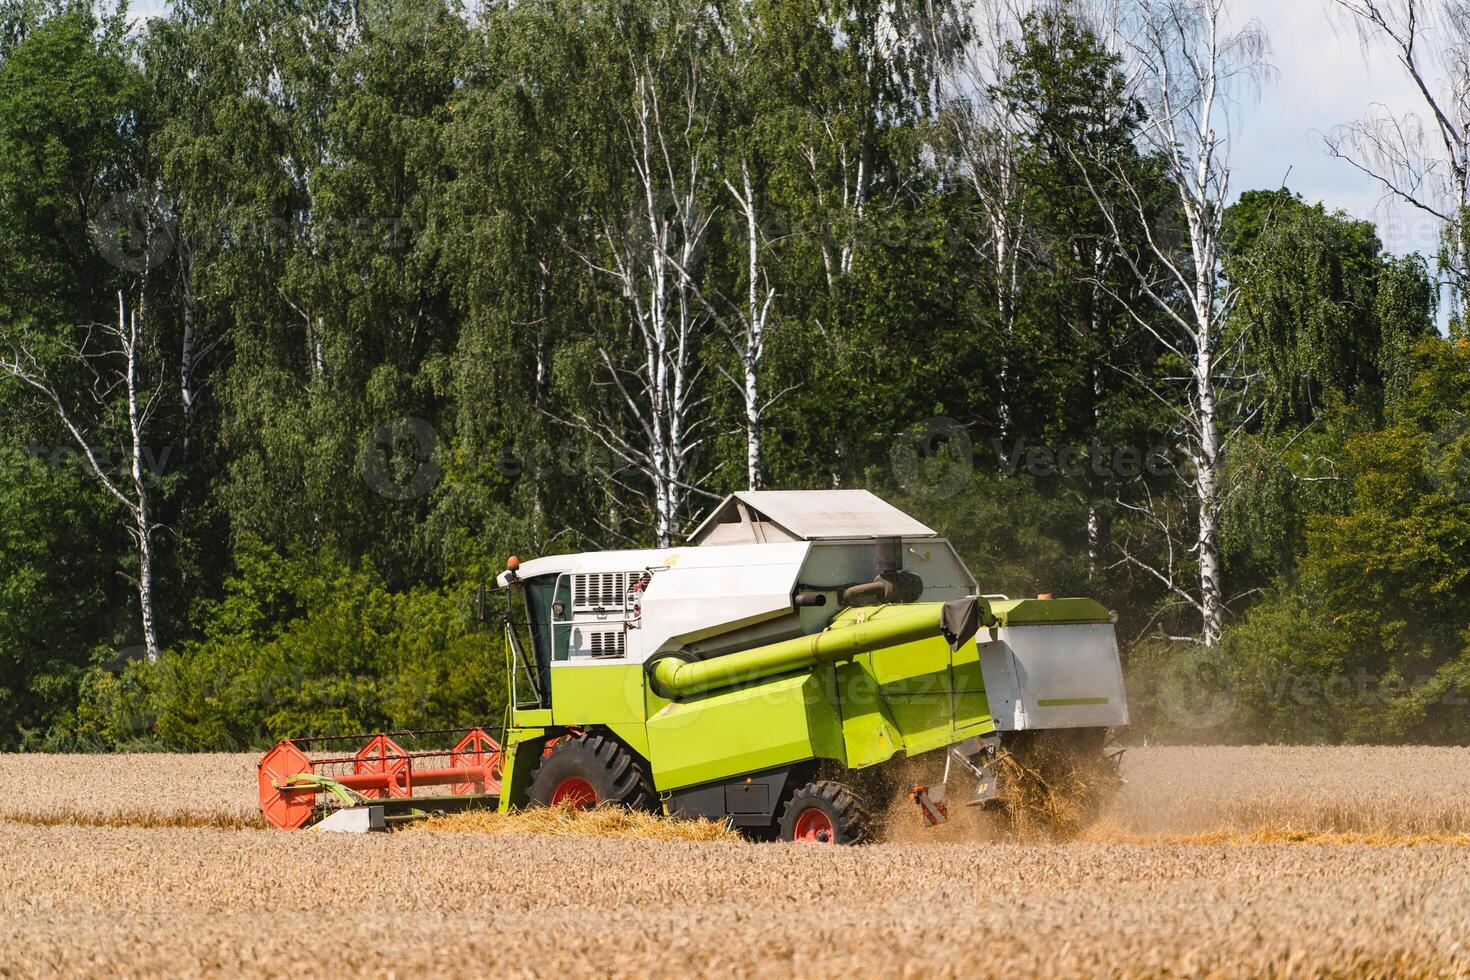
496;727;548;812
802;667;847;766
649;601;960;699
551;664;646;726
644;674;815;790
511;707;553;728
603;720;652;761
496;597;1111;809
950;633;992;732
991;597;1110;626
1036;697;1110;707
836;659;903;768
865;636;956;756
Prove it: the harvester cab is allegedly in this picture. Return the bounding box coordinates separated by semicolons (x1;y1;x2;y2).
258;490;1129;841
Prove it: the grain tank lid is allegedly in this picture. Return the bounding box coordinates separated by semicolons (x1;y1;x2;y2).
690;490;937;545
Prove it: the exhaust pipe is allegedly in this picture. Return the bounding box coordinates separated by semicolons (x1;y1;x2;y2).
841;536;923;605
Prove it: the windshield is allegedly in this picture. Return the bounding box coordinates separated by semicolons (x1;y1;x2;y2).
517;575;558;704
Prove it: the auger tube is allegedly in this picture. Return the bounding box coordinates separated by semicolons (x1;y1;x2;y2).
648;597;988;700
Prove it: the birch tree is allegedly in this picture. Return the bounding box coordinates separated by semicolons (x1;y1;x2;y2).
660;156;780;492
707;160;778;491
1327;0;1470;323
1;291;166;660
1075;0;1269;646
779;0;935;293
569;50;720;547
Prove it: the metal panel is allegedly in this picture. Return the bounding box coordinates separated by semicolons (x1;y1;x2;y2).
635;542;810;660
690;490;937;544
978;623;1130;730
644;674;816;790
800;539;977;599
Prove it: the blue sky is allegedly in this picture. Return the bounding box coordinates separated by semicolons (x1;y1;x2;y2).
1230;0;1438;257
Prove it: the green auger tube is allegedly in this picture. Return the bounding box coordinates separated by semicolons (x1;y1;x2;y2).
648;597;989;700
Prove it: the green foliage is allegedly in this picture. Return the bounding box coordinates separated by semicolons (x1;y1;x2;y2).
1226;190;1436;429
0;0;1456;748
1220;339;1470;743
0;447;119;748
69;537;501;750
0;5;136;329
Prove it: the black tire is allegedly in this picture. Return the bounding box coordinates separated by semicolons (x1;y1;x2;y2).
778;780;870;844
528;733;656;811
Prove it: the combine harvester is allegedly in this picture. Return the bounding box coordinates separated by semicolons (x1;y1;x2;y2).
259;491;1128;842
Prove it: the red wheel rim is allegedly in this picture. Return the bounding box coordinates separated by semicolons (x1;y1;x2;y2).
793;807;836;843
551;777;598;810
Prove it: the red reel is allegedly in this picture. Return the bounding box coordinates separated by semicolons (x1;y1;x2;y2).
450;728;503;795
354;734;411;798
258;741;316;831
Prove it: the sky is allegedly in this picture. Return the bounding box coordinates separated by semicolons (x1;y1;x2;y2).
1226;0;1442;258
125;0;1445;260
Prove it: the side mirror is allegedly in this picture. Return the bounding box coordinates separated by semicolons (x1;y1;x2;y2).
474;584;487;623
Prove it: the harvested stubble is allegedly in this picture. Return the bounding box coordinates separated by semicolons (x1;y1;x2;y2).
3;821;1469;977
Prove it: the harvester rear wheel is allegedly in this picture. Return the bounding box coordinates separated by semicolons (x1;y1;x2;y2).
779;780;869;845
528;734;656;812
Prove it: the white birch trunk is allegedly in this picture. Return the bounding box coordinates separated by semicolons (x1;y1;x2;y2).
178;237;199;460
571;62;717;547
121;293;161;661
1;289;163;661
1071;0;1266;644
730;161;773;491
927;0;1032;436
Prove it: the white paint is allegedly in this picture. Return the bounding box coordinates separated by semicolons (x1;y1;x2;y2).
979;623;1131;731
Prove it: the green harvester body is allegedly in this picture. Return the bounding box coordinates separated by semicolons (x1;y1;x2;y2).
486;492;1129;836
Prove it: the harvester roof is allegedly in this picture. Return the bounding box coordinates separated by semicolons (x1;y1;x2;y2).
690;490;936;546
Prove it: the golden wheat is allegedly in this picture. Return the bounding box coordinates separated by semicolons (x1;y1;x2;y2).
412;804;742;842
3;747;1470;976
1109;745;1470;837
0;752;263;829
2;822;1469;977
4;745;1470;840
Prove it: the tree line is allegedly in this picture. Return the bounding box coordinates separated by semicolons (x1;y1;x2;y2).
2;0;1468;749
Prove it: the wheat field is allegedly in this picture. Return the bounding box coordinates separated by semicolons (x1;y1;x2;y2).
7;745;1470;837
2;746;1469;977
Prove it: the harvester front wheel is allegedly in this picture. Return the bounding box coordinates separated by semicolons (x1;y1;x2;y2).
779;781;869;845
528;734;656;812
